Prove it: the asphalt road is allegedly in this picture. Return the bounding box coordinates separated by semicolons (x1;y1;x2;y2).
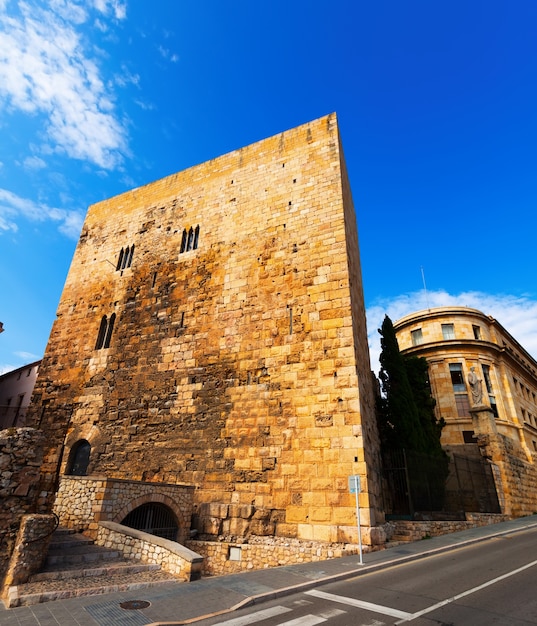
195;526;537;626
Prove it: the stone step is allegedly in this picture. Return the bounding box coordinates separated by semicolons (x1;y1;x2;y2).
45;544;121;566
48;533;95;551
4;527;182;608
7;569;179;608
30;561;161;582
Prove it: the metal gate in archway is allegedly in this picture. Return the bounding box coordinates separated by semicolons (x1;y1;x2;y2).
121;502;179;541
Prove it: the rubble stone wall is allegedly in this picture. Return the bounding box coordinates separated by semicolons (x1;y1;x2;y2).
54;476;195;542
187;535;360;576
96;521;203;581
0;428;46;587
389;513;511;543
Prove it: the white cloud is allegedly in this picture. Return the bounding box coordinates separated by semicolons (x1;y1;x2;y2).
14;350;40;361
92;0;127;20
23;155;47;170
0;188;84;239
158;45;179;63
113;65;140;88
0;1;128;168
367;290;537;375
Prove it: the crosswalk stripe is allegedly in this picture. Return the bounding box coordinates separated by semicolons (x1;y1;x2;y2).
212;605;292;625
305;589;413;620
277;615;327;626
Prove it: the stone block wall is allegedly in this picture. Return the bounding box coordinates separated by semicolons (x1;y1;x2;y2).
54;476;194;541
388;513;511;543
0;428;47;586
96;522;203;581
187;535;360;576
27;113;383;546
2;514;57;600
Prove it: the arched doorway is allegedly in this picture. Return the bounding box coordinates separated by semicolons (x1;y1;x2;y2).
121;503;179;541
66;439;91;476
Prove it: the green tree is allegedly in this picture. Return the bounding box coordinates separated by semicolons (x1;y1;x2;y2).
377;315;446;457
404;355;446;457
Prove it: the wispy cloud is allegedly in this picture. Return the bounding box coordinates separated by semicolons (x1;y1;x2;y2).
367;290;537;374
0;188;84;239
22;156;47;171
15;350;40;361
0;1;128;168
158;45;179;63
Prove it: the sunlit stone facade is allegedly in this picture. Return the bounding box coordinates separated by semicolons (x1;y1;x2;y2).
28;114;385;554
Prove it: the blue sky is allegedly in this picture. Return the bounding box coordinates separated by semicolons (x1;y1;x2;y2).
1;0;537;374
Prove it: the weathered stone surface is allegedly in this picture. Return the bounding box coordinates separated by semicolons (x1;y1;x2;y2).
27;114;383;555
0;428;47;591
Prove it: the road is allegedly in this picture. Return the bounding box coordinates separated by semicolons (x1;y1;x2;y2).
195;526;537;625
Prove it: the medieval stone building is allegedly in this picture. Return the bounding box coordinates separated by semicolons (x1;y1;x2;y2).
27;114;386;569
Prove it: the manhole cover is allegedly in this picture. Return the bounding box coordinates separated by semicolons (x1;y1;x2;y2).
120;600;151;610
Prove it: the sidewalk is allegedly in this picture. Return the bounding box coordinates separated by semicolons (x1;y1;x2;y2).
2;516;537;626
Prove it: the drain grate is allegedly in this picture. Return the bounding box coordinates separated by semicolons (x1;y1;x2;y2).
120;600;151;610
86;600;151;625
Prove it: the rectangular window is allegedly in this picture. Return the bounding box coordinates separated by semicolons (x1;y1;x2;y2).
463;430;476;443
482;365;493;394
449;363;466;392
442;323;455;340
455;394;470;417
472;325;481;340
489;396;499;418
411;328;423;346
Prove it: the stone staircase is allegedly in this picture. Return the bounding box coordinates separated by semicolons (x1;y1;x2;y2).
5;527;180;608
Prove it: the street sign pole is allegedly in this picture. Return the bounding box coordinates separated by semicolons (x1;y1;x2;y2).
348;474;363;565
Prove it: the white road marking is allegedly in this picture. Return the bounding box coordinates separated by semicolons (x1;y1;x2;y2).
305;589;413;619
212;605;292;625
395;557;537;623
278;616;326;626
317;608;346;619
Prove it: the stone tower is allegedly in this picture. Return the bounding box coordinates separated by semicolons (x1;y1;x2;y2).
29;113;384;551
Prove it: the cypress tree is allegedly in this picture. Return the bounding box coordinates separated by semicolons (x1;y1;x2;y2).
376;315;426;452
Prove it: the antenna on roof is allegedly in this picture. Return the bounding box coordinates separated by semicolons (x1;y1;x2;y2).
421;266;430;311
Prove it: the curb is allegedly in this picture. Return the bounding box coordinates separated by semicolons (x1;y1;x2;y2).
147;520;537;626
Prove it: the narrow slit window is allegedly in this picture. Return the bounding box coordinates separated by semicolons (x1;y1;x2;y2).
95;316;108;349
127;244;135;268
116;248;124;271
104;313;116;348
187;227;194;251
95;314;116;350
180;229;187;253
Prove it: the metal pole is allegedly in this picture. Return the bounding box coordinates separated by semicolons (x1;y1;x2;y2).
354;476;363;565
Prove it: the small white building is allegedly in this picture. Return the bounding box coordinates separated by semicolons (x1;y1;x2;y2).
0;361;41;429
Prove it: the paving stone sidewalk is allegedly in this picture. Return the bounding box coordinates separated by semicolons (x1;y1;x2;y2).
2;516;537;626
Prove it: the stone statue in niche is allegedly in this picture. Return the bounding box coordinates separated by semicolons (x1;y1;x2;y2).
468;366;483;406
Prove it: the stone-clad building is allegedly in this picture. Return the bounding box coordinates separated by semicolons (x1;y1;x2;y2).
394;306;537;516
27;113;385;564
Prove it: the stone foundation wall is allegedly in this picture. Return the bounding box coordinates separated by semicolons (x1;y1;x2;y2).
0;428;46;586
54;476;195;542
2;514;57;600
389;513;511;542
96;521;203;581
187;535;360;576
494;435;537;517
